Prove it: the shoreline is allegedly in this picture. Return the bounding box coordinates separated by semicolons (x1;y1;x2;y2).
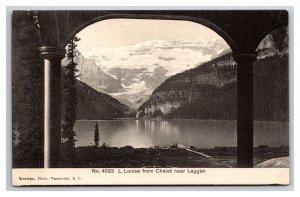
67;145;289;168
13;145;289;168
76;119;289;124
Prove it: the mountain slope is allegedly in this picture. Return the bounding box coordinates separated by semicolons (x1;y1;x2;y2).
75;80;135;119
61;71;135;120
137;51;288;121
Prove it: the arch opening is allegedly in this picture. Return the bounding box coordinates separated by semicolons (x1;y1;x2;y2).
256;25;288;57
70;18;238;150
252;25;289;152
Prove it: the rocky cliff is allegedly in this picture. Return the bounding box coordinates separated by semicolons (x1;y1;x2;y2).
76;55;123;93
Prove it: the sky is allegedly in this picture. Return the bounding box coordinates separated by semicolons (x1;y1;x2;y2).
76;19;227;51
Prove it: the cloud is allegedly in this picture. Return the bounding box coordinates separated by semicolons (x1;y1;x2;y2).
158;56;176;61
129;47;153;56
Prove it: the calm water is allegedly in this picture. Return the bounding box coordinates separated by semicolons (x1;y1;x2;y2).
74;119;289;148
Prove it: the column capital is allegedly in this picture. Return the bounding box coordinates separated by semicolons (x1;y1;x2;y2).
39;46;65;60
233;53;257;63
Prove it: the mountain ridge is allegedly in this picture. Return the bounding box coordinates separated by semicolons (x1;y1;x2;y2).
137;49;288;121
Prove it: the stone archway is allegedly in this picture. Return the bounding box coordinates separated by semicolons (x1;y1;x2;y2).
33;10;288;168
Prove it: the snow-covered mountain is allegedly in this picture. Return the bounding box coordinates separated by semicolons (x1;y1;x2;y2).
77;39;230;109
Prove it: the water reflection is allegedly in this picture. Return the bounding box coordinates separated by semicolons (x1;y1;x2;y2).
74;119;288;148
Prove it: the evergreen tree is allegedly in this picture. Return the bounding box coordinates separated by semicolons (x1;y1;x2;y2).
94;123;100;147
12;11;44;167
62;36;80;164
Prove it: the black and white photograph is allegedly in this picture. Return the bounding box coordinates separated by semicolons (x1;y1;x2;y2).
11;9;290;185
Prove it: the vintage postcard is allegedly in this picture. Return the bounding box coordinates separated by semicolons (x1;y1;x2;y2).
11;10;289;186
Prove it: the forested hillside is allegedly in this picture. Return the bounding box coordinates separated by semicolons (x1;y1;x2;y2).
69;80;135;120
137;31;289;121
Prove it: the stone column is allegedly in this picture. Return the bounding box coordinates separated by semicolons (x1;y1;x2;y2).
233;53;257;168
40;46;65;168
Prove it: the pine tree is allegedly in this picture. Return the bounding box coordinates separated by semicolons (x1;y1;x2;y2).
94;123;100;147
12;11;44;167
62;36;80;164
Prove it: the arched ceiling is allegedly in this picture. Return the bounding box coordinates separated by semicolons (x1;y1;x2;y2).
35;10;288;55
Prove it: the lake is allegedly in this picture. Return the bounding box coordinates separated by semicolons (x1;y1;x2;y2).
74;119;289;148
